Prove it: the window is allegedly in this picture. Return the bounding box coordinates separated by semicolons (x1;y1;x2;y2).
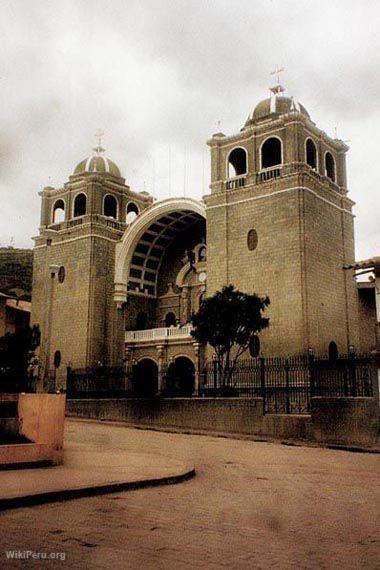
135;312;147;330
249;335;260;358
103;194;118;218
126;202;139;224
306;138;317;170
261;137;282;169
328;341;338;361
52;199;65;223
325;152;335;182
198;246;207;262
247;229;258;251
58;266;65;283
227;147;247;178
53;350;61;369
73;193;86;217
198;293;205;310
164;312;177;327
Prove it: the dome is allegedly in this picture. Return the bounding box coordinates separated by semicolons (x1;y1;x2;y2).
244;96;310;127
73;153;122;178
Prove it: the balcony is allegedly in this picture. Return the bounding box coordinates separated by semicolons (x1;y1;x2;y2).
256;166;282;183
225;175;246;190
125;325;193;343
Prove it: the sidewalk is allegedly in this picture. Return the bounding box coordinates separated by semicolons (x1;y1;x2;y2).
0;441;195;511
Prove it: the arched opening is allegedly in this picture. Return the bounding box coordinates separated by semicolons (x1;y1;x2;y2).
198;292;205;310
328;341;339;361
126;202;139;224
261;137;282;169
306;138;317;169
53;350;61;369
73;193;86;217
164;312;177;327
325;152;335;182
103;194;118;218
135;311;148;330
52;199;65;223
198;246;207;262
165;356;195;397
132;358;158;397
227;147;247;178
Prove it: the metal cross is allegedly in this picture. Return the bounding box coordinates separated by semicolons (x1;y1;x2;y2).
270;65;284;85
94;129;104;148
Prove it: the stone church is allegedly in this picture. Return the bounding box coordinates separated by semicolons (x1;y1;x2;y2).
31;83;376;393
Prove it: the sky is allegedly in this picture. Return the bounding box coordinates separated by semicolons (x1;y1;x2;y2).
0;0;379;259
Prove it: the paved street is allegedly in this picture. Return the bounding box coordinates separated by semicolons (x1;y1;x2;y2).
0;419;379;569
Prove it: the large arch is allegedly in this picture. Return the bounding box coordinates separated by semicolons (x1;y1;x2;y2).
114;198;206;303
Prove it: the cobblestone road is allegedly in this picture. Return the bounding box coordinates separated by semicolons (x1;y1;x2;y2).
0;420;379;569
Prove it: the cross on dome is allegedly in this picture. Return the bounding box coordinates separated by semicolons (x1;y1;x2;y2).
93;129;105;155
270;65;285;96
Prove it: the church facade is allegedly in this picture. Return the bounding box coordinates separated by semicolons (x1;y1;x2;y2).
31;87;376;392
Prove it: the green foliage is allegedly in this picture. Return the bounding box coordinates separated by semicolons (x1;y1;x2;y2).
191;285;270;388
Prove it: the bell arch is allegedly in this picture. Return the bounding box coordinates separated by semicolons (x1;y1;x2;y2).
114;197;206;304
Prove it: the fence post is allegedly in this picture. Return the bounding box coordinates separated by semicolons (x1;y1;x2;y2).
212;356;217;395
260;357;266;412
348;350;357;397
285;358;290;414
308;352;315;399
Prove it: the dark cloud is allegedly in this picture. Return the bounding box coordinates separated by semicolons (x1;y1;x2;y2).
0;0;378;257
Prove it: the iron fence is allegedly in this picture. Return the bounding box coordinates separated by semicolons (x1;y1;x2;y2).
65;354;376;414
66;366;129;399
200;354;374;414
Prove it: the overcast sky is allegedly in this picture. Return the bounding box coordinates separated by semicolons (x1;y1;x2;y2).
0;0;379;259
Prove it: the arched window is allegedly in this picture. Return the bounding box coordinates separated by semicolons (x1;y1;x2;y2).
227;147;247;178
261;137;282;169
164;312;177;327
198;293;205;310
306;138;317;170
126;202;139;224
328;341;338;361
103;194;118;218
135;311;147;330
52;199;65;223
325;152;335;182
198;246;207;262
73;193;86;217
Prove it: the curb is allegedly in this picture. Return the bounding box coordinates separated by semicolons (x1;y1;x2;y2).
67;417;380;454
0;466;195;512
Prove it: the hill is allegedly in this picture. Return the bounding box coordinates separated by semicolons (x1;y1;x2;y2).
0;247;33;298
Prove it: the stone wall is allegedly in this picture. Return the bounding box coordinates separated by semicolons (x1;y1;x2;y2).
311;397;378;448
67;396;379;448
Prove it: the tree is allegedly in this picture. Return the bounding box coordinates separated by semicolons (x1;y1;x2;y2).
191;285;270;391
0;325;40;393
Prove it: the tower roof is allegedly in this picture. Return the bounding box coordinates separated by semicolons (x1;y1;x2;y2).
244;95;310;128
73;130;122;178
73;154;122;178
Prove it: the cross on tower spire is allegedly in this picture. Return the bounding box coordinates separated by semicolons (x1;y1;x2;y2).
269;65;285;96
93;129;105;155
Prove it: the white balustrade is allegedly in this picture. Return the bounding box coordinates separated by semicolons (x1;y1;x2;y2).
125;325;193;342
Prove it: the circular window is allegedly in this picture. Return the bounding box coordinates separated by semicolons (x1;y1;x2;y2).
58;266;65;283
247;229;258;251
198;271;207;283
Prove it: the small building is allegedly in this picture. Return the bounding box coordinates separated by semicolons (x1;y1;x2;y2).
0;292;31;338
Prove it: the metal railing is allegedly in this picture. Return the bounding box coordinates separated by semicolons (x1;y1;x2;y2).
200;354;374;414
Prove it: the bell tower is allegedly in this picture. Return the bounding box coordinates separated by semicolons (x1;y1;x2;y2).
32;135;153;387
204;77;359;356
